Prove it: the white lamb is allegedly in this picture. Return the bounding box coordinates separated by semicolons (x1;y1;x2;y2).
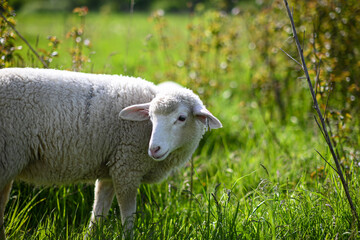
157;81;183;92
0;68;222;239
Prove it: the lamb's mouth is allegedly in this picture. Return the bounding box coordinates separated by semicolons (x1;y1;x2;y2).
150;150;169;161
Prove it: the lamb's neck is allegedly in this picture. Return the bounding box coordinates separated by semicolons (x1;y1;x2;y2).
141;146;195;184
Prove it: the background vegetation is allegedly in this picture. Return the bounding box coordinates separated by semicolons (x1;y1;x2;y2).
1;0;360;239
8;0;249;13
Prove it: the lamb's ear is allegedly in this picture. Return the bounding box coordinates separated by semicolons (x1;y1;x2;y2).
119;103;151;121
193;105;222;130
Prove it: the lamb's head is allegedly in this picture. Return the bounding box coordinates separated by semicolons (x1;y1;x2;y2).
119;88;222;161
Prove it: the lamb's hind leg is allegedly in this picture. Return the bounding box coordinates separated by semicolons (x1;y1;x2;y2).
85;179;115;239
0;181;13;240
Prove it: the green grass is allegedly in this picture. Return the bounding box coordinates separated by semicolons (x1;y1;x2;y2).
14;12;190;78
4;11;360;239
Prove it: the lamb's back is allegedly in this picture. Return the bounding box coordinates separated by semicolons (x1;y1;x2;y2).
0;68;156;185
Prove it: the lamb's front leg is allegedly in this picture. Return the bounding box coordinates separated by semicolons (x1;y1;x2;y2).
113;178;139;239
86;179;115;238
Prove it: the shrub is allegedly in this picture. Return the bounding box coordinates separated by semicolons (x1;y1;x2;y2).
66;6;93;72
0;1;23;68
247;0;360;172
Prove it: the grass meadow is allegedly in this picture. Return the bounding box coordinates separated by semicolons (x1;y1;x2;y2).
3;7;360;240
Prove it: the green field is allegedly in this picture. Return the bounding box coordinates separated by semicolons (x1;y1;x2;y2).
3;7;360;240
14;12;191;77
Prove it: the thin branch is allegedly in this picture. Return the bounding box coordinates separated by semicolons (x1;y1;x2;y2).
312;29;322;95
279;47;302;67
0;11;48;68
323;88;331;122
325;116;343;168
314;149;339;175
302;30;306;52
314;60;321;95
283;0;360;230
313;115;326;142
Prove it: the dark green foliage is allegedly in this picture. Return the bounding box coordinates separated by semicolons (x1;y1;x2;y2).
247;0;360;173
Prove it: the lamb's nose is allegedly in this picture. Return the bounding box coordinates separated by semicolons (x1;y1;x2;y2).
150;146;161;156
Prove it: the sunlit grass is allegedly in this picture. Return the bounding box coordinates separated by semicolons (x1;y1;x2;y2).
6;122;357;239
14;12;190;77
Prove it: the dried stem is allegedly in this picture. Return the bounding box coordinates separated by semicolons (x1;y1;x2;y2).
283;0;359;231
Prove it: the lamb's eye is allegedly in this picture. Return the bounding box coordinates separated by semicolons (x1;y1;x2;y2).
178;115;187;122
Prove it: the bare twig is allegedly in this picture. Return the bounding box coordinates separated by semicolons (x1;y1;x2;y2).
311;29;322;95
283;0;360;231
302;30;306;52
279;47;302;66
323;88;331;122
314;59;321;95
313;115;326;141
314;149;338;175
0;11;48;68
